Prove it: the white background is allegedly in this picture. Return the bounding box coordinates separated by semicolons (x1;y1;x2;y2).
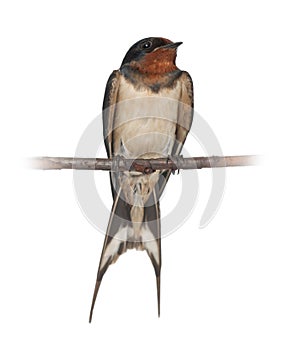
1;0;300;337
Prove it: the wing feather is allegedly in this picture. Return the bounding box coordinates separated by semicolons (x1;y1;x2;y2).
102;70;121;199
103;70;121;158
158;71;194;197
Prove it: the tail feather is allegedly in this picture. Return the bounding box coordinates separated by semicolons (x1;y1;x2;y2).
89;187;161;322
143;187;161;316
156;276;160;317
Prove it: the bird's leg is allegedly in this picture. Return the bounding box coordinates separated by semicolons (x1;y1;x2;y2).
112;155;127;184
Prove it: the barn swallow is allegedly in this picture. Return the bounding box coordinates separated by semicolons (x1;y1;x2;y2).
89;37;193;322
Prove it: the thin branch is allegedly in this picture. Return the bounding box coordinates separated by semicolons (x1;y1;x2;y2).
27;155;261;173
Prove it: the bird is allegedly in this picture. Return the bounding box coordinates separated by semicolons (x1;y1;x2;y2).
89;37;193;322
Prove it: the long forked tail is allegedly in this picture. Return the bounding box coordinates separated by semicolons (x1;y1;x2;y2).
89;188;161;322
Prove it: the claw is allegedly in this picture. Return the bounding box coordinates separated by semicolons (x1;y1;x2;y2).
167;155;183;174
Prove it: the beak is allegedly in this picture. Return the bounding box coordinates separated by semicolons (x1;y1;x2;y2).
159;42;183;50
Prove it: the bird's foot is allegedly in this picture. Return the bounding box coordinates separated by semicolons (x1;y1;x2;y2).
112;155;126;173
167;155;184;175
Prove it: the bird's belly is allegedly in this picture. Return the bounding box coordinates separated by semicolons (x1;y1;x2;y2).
113;93;179;159
114;117;177;158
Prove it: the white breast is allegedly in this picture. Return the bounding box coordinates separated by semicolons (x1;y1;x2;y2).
113;77;181;159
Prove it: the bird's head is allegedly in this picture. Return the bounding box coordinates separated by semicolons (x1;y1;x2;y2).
121;37;182;75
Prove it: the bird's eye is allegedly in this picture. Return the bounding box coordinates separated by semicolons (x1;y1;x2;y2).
141;41;152;49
